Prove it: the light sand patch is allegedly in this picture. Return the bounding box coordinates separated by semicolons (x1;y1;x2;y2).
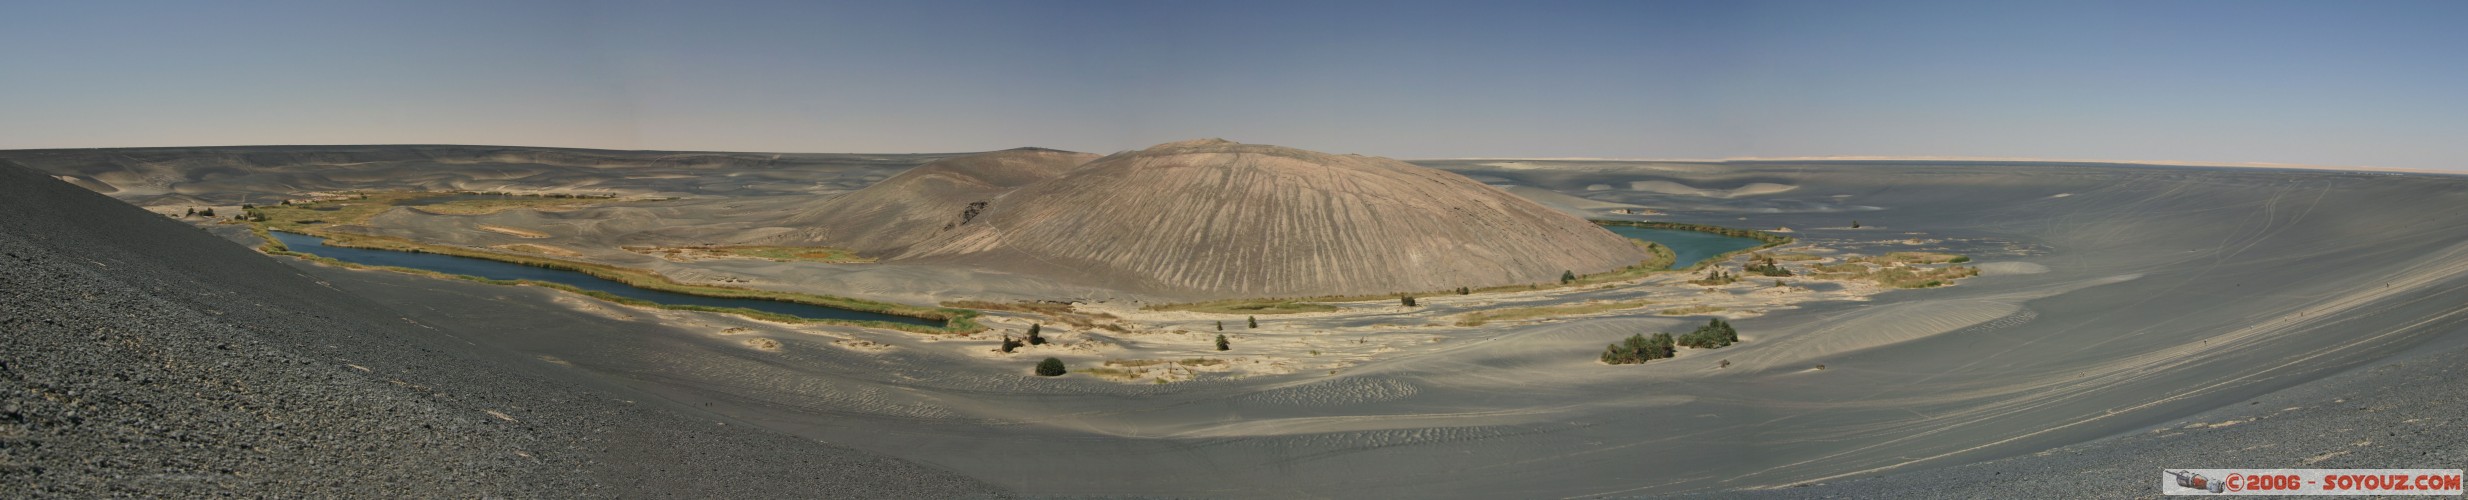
477;224;549;239
1501;185;1645;213
1629;180;1799;198
2305;450;2350;464
833;338;893;351
744;338;783;351
1974;261;2051;275
1729;300;2028;370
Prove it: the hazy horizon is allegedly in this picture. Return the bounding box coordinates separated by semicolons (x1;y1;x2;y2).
4;0;2463;170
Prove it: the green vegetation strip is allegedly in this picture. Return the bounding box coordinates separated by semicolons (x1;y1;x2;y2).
241;194;977;333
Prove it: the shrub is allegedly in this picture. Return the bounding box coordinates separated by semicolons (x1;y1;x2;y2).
1560;270;1577;284
1601;332;1678;365
1692;268;1739;286
1216;320;1223;331
1215;334;1229;351
1026;323;1046;345
1457;287;1470;295
198;208;217;217
1677;317;1739;349
999;335;1022;353
1400;295;1417;307
1035;357;1067;376
1744;256;1792;277
184;207;195;216
1949;255;1971;263
1247;316;1258;329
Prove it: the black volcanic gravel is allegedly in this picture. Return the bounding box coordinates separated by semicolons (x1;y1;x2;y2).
0;161;1006;497
1710;339;2468;499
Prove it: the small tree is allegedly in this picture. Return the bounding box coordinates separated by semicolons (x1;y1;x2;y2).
1215;334;1230;351
1026;324;1046;345
1247;316;1258;329
1400;295;1417;307
1560;270;1577;284
1850;220;1861;229
1035;357;1067;376
198;208;216;217
184;207;195;216
1457;287;1470;295
999;335;1022;353
1216;320;1224;331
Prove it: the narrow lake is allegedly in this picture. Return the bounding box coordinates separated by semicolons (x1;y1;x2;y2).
1599;225;1767;268
269;232;943;327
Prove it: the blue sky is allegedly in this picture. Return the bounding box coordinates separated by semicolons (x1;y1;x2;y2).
3;0;2463;169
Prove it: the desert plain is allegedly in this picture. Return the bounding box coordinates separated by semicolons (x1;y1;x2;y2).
6;143;2467;497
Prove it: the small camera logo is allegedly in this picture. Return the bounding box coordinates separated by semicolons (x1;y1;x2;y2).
2169;470;2228;494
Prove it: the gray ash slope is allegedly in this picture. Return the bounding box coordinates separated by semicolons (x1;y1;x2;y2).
769;139;1651;299
0;161;1003;497
756;147;1100;255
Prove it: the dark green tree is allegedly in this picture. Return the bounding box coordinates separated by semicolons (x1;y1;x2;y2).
1457;287;1470;295
999;335;1022;353
1247;316;1258;329
184;207;195;216
1561;270;1578;284
1215;334;1230;351
1026;324;1046;345
1035;357;1067;376
198;208;216;217
1216;320;1224;331
1400;295;1417;307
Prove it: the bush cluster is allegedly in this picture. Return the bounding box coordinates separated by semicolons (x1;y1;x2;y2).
1677;318;1739;349
1604;318;1743;364
1743;255;1792;277
1601;333;1675;364
1692;268;1740;286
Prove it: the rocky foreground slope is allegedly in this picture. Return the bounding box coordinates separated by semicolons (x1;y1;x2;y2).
0;161;1002;497
772;139;1651;299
